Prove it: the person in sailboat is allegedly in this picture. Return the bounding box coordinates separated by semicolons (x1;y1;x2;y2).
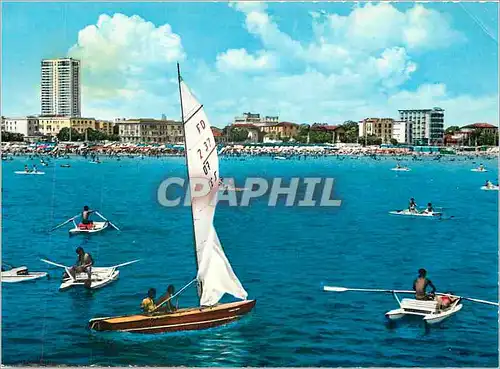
156;285;177;312
413;268;436;300
68;247;94;280
141;288;157;313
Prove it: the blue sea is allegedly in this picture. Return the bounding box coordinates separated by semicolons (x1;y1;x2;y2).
2;155;498;366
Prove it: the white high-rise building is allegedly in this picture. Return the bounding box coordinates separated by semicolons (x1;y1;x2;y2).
41;58;81;117
392;121;413;144
398;107;444;145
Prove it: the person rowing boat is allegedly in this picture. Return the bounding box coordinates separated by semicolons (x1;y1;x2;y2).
68;247;94;280
408;198;418;213
413;268;436;300
82;206;95;226
485;180;495;189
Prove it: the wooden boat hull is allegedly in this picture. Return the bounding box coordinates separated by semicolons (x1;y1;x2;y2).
89;299;256;334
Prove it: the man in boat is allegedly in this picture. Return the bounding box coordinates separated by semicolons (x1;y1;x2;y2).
68;247;94;280
141;288;157;313
479;163;484;171
422;202;433;214
413;268;436;300
24;165;31;173
81;206;95;228
33;164;38;173
408;198;417;213
156;285;177;313
485;180;494;188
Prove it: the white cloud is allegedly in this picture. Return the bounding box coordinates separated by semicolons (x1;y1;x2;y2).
216;49;277;72
68;13;184;118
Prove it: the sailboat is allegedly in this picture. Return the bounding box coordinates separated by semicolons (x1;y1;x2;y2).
88;64;256;334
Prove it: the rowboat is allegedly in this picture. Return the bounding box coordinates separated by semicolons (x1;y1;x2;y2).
51;211;119;235
391;167;410;171
14;171;45;175
69;220;109;235
385;293;463;324
41;259;139;291
1;265;48;283
324;285;498;326
471;168;488;172
481;185;499;191
89;63;256;334
389;209;442;217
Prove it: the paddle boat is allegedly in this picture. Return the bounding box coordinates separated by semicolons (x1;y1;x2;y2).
60;164;71;168
471;166;487;172
41;259;139;291
274;156;288;160
389;209;442;217
1;264;48;283
324;286;498;326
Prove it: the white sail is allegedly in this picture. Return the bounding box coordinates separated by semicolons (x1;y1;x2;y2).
180;77;248;306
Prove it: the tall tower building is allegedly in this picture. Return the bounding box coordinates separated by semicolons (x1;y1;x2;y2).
398;107;444;146
41;58;81;117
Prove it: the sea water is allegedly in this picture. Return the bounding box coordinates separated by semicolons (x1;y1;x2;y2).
2;155;498;366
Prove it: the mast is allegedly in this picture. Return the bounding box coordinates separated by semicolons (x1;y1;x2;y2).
177;63;202;299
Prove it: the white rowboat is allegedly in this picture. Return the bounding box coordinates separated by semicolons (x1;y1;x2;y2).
69;220;109;235
481;185;499;191
385;294;463;325
1;266;48;283
389;209;442;217
14;171;45;175
41;259;139;291
471;168;488;172
391;167;411;171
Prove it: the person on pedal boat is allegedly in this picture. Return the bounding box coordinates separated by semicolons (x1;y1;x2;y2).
422;202;433;214
33;164;38;173
479;163;485;171
413;268;436;300
69;247;93;280
485;180;494;188
141;288;157;313
156;285;178;313
24;165;31;173
396;163;401;169
408;198;417;213
81;206;95;227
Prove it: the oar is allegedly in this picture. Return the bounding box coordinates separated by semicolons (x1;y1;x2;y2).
324;286;499;306
40;258;69;269
324;286;415;294
95;211;120;231
50;215;79;232
109;259;140;268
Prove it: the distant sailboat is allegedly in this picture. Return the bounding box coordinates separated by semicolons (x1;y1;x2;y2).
89;64;256;333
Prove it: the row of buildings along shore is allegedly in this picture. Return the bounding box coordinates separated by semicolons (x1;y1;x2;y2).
1;58;498;146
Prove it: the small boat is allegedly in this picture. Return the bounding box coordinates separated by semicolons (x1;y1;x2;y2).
391;167;411;171
385;294;462;325
1;264;48;283
324;285;498;326
274;156;287;160
89;63;256;334
41;259;139;291
471;168;488;172
481;185;499;191
89;160;101;164
69;221;109;235
389;209;442;217
60;164;71;168
51;211;119;235
14;171;45;175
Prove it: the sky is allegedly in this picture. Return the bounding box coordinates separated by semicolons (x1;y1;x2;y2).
1;1;499;128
